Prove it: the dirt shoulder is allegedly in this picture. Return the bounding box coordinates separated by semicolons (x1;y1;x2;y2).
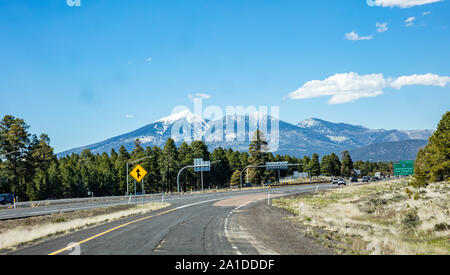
0;202;170;252
237;197;337;255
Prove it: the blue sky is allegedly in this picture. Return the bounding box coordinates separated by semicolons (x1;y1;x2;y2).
0;0;449;153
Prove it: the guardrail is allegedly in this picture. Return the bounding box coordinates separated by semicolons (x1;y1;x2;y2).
0;193;167;210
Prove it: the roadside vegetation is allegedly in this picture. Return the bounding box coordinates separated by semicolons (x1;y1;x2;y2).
0;202;169;251
273;179;449;255
273;112;450;255
412;111;449;188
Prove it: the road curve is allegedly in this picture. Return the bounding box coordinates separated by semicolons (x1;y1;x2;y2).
10;184;336;255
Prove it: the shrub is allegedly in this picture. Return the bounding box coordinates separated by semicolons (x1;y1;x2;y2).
402;210;421;230
405;188;413;199
434;223;449;232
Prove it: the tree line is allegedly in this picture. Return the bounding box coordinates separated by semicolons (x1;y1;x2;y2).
1;115;394;201
412;111;449;187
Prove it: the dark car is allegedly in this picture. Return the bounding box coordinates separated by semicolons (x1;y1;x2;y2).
362;176;370;183
264;181;273;186
350;177;358;183
0;194;14;205
243;183;253;188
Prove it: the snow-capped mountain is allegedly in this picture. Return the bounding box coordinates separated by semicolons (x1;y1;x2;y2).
297;118;433;148
58;111;433;160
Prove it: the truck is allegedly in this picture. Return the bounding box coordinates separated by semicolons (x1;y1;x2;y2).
375;172;382;180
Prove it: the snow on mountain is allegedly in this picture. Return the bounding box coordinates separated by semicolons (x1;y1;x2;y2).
57;112;433;160
157;109;201;125
297;118;434;148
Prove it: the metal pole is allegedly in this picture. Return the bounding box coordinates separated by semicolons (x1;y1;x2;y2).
309;168;312;184
142;178;144;204
201;171;204;192
126;163;129;196
177;166;194;193
126;156;153;196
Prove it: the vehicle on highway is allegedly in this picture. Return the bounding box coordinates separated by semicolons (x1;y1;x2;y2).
350;176;358;183
243;183;253;188
370;177;378;182
375;172;382;180
362;176;370;183
337;179;347;186
331;178;340;184
264;181;273;186
0;194;14;205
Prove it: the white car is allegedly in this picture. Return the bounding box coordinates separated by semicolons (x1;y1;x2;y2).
337;179;347;186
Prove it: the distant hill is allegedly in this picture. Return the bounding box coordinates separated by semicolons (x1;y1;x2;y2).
349;140;429;162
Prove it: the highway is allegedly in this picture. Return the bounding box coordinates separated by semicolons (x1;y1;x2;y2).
9;184;336;255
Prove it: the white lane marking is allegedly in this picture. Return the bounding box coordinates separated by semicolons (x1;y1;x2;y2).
175;198;226;210
224;201;254;255
223;185;336;255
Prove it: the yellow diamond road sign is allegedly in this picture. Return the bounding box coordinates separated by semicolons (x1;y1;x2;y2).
130;164;147;182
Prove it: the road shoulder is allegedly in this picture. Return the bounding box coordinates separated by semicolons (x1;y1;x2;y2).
237;198;336;255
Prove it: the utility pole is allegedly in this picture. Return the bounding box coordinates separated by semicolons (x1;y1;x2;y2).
201;171;204;192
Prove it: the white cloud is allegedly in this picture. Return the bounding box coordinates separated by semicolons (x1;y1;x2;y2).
390;73;450;89
125;114;134;119
376;22;389;32
287;73;386;104
345;31;374;41
422;11;432;15
286;72;450;104
368;0;444;8
188;93;211;101
405;16;416;27
146;57;152;62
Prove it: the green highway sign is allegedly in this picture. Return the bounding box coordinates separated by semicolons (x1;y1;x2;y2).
394;160;415;176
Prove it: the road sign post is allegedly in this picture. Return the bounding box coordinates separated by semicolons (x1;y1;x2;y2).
129;164;148;200
177;160;220;193
126;156;152;196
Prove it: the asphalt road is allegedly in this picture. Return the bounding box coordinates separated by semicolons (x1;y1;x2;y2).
9;184;336;255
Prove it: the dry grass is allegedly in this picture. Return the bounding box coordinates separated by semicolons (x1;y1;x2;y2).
273;179;450;255
0;202;170;250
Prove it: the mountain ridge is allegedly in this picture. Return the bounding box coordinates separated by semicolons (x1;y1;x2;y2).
58;110;433;161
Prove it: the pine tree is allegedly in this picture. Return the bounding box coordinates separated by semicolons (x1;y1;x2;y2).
177;142;194;192
0;115;31;199
340;151;354;178
320;155;332;176
308;153;321;176
28;134;56;200
116;145;130;195
329;153;341;176
230;170;241;187
160;138;178;192
412;111;450;186
211;147;231;188
248;130;268;185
